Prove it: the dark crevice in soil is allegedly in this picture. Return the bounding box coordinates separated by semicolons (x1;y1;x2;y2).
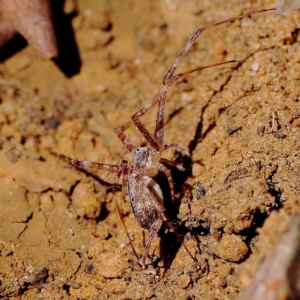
165;105;186;126
187;98;211;154
18;268;48;297
188;62;244;154
284;28;300;45
237;164;284;261
69;180;80;196
241;210;269;262
266;164;284;209
95;202;110;223
193;48;277;149
62;283;71;296
15;212;33;224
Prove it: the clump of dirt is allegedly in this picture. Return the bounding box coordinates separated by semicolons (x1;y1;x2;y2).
0;0;299;299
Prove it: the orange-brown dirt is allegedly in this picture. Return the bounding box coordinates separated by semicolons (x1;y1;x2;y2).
0;0;299;299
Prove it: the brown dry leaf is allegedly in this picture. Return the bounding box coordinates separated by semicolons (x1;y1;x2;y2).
0;0;57;59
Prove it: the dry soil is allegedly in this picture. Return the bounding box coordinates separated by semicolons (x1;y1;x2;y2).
0;0;299;299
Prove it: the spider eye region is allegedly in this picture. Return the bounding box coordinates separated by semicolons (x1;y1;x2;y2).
133;147;149;167
135;147;147;154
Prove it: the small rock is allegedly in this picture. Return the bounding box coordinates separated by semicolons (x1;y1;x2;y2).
98;252;125;279
72;181;101;218
209;234;248;262
177;274;191;289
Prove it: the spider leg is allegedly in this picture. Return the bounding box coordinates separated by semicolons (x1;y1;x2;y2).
157;163;175;201
114;121;135;152
113;160;141;264
164;143;189;157
130;9;275;154
137;174;196;263
131;63;237;154
160;158;185;172
132;91;166;152
154;92;165;145
113;90;166;152
134;163;176;202
162;8;276;86
114;98;165;153
113;93;166;153
151;60;243;150
55;153;119;172
167;60;244;86
141;218;163;266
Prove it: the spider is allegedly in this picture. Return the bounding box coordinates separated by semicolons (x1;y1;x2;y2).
57;8;275;266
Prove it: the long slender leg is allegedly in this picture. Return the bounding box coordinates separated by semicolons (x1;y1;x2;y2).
57;152;141;262
162;8;276;86
115;10;276;151
130;8;275;150
137;174;196;262
141;218;163;266
112;91;166;152
115;197;141;263
154;92;166;144
114;121;135;152
55;153;119;172
129;166;173;200
132;60;243;153
115;63;242;155
135;163;176;202
167;60;243;86
114;93;166;152
132;91;167;152
113;160;141;263
159;157;185;171
164;143;190;156
158;163;175;201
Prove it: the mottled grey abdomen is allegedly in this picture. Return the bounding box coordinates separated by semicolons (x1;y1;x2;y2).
127;175;163;230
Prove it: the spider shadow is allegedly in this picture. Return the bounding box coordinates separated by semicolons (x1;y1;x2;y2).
154;154;195;268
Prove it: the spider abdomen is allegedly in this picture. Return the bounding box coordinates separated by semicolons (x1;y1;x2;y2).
127;175;163;230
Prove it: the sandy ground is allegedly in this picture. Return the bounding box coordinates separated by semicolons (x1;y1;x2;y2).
0;0;299;299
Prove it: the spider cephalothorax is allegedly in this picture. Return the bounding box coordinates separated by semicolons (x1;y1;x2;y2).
133;147;151;168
